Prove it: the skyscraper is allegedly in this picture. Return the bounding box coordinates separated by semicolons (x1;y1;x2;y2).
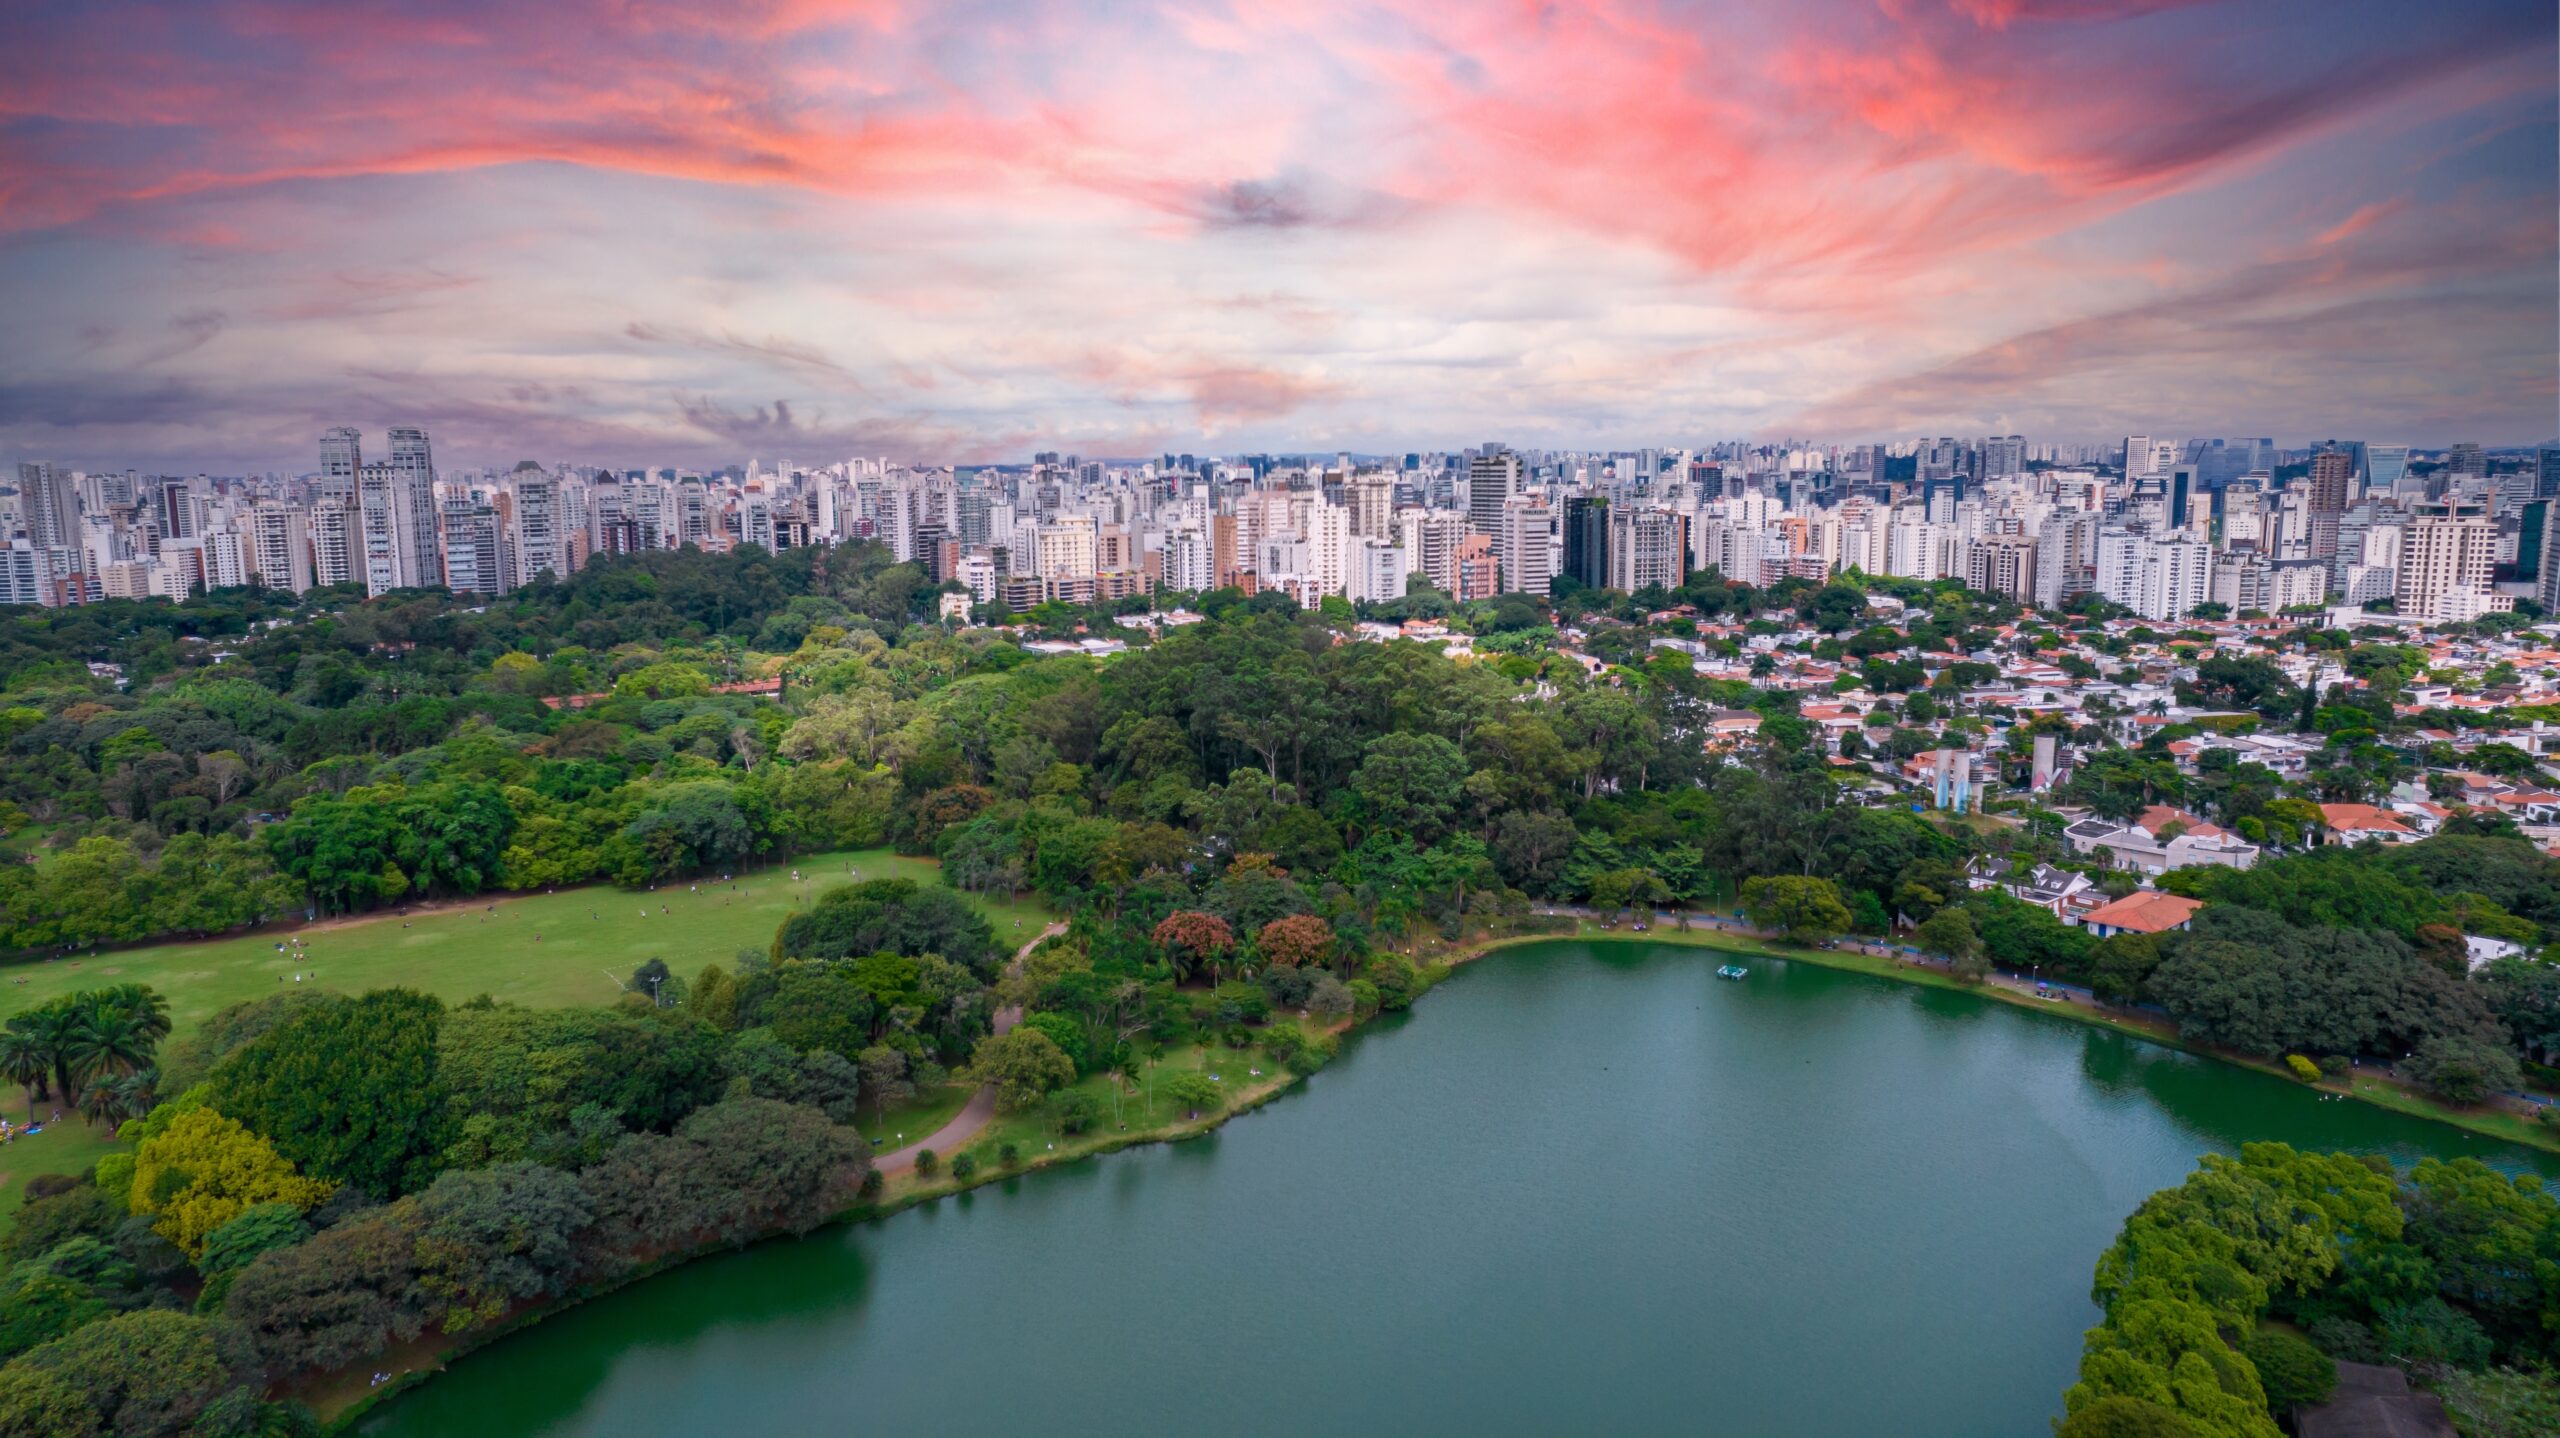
1498;493;1552;596
1467;451;1521;538
2396;501;2500;622
1562;495;1607;589
317;427;362;503
15;462;81;552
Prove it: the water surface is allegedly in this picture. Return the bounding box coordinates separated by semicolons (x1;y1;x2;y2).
360;940;2557;1438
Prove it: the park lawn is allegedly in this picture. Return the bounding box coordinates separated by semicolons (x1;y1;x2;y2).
852;1082;975;1152
0;850;1052;1228
0;1115;124;1225
0;849;1054;1041
951;1031;1308;1172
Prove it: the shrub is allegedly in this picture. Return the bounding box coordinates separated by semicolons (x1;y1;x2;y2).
2306;1316;2382;1364
1054;1091;1099;1135
2285;1054;2320;1083
914;1148;937;1175
996;1142;1020;1169
2054;1396;2206;1438
949;1152;978;1182
857;1169;884;1199
2241;1329;2336;1412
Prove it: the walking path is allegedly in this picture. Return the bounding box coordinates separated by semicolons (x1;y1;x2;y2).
877;920;1066;1173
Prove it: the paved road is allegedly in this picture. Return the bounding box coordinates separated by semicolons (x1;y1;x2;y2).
877;920;1066;1173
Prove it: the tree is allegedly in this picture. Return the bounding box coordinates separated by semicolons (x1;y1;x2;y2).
0;1309;253;1438
2404;1034;2522;1106
126;1107;335;1260
967;1029;1076;1112
1161;1070;1222;1119
1739;875;1852;944
1345;733;1468;845
1916;907;1987;980
2055;1396;2207;1438
1151;910;1235;983
773;877;1000;977
1255;914;1334;971
410;1162;595;1335
2239;1329;2335;1413
210;989;454;1197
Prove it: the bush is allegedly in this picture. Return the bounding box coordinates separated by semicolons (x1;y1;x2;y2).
1286;1031;1338;1074
914;1148;937;1175
997;1142;1020;1169
949;1152;978;1182
2285;1054;2321;1083
2055;1396;2205;1438
857;1169;884;1199
2241;1329;2336;1412
2379;1298;2492;1370
2538;1104;2560;1132
2306;1316;2383;1364
1054;1091;1099;1135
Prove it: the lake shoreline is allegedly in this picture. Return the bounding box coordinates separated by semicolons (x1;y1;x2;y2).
316;918;2556;1431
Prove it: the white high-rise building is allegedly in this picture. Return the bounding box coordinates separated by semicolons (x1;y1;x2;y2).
1499;494;1553;595
248;506;314;594
2396;501;2505;622
2096;531;2210;620
1346;538;1408;604
511;472;564;583
1606;506;1684;594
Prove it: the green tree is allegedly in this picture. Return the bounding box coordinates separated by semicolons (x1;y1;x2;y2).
967;1029;1076;1112
211;989;454;1197
1739;875;1852;944
2239;1329;2334;1413
1161;1070;1223;1119
0;1309;253;1438
1916;906;1987;981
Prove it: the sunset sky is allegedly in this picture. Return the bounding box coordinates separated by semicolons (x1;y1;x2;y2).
1;0;2553;471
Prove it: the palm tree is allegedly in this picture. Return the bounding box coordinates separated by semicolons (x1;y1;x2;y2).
0;1028;49;1121
80;1069;155;1131
22;1004;83;1112
65;986;169;1089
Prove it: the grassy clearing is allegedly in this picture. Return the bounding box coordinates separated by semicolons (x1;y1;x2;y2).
0;1113;123;1224
0;849;1051;1038
0;850;1053;1224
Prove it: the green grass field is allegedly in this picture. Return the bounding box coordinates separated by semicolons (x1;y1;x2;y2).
0;850;1054;1222
0;849;1052;1038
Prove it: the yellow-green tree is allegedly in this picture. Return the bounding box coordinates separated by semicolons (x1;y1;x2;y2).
126;1108;334;1259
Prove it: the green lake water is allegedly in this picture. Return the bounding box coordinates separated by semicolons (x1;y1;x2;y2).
358;940;2559;1438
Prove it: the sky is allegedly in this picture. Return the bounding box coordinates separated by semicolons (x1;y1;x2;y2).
0;0;2554;473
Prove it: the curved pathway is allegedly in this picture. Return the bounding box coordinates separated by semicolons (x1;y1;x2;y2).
877;920;1066;1173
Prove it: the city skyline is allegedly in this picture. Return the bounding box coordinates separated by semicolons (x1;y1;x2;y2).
2;0;2557;473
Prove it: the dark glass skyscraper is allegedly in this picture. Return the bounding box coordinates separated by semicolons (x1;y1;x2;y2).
1563;495;1608;589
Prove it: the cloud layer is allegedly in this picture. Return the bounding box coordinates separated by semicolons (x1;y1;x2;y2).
0;0;2551;470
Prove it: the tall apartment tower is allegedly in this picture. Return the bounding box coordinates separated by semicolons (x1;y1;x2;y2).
1467;451;1522;537
1498;494;1553;596
15;462;82;552
248;506;314;594
387;428;442;584
317;427;362;504
1562;495;1608;589
308;499;361;587
2396;501;2501;622
511;470;563;583
1347;472;1395;538
1606;506;1683;594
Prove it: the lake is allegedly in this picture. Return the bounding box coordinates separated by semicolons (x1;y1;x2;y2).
358;939;2559;1438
